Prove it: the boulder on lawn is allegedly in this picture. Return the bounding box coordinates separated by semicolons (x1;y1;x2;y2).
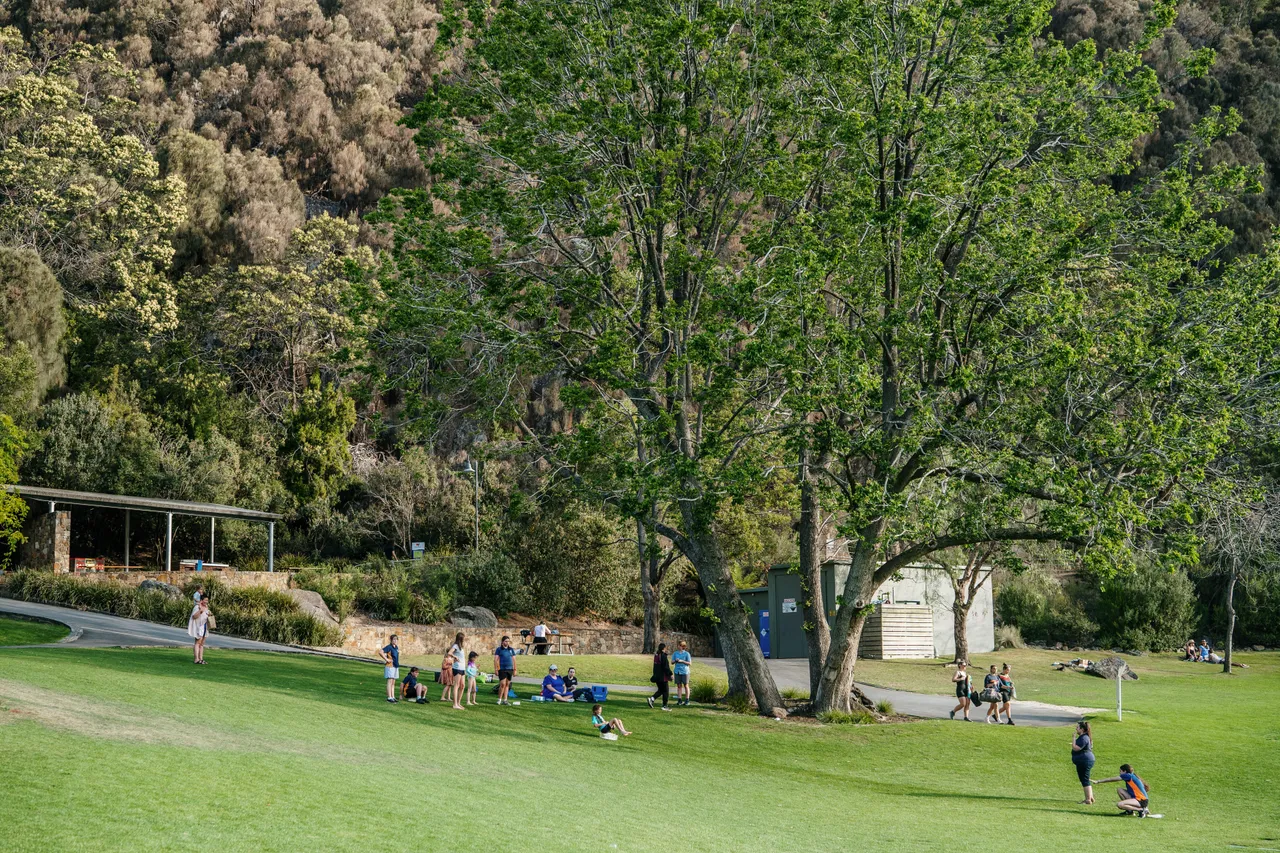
138;579;182;598
1253;645;1266;652
1086;656;1138;681
284;589;338;625
448;606;498;628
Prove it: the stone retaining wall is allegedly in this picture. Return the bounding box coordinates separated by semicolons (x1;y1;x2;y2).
341;618;713;657
69;570;294;593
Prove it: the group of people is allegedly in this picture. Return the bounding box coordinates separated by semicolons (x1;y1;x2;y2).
1071;721;1154;817
647;641;693;710
949;662;1016;724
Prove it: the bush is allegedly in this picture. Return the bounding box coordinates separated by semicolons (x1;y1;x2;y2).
995;567;1097;647
875;700;894;716
722;693;753;714
1095;562;1197;650
690;677;720;704
995;624;1025;650
1;570;341;646
781;686;810;700
818;708;876;725
451;552;529;615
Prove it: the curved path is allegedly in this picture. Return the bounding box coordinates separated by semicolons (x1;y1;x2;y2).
2;598;1096;724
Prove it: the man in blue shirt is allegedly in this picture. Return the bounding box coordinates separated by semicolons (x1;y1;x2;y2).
493;635;518;705
671;641;693;706
1095;764;1151;817
380;634;400;704
541;664;572;702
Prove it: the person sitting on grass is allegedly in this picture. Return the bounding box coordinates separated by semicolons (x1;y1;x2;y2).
591;704;631;738
1093;764;1151;817
541;664;573;702
1183;640;1200;661
402;667;428;704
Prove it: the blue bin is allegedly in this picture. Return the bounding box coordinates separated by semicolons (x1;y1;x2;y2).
590;685;608;702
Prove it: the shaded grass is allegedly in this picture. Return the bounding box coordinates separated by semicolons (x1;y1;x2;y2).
0;646;1276;852
0;615;69;646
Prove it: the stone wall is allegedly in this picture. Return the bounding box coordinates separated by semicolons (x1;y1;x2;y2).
70;569;294;593
19;511;70;573
341;618;713;658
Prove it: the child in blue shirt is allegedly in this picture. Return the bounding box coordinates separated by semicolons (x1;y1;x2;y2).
591;704;631;738
671;641;693;706
1095;764;1151;817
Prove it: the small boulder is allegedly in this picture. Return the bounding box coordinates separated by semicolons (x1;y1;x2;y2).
1253;645;1266;652
769;707;789;719
1086;656;1138;681
138;579;182;598
1054;642;1065;650
284;588;338;625
448;605;498;628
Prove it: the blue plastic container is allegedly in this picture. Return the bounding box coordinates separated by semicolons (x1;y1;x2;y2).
591;685;608;702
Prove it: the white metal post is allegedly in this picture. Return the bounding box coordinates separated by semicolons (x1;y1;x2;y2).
267;521;275;572
124;509;130;568
1116;670;1122;722
210;516;215;563
165;512;173;573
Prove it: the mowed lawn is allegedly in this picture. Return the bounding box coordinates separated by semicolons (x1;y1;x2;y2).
1;647;1277;853
0;616;69;647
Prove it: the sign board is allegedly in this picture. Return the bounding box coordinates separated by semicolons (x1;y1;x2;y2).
411;542;425;560
782;597;797;613
759;610;770;659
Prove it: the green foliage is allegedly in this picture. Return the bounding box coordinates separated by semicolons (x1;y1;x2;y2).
722;693;753;715
995;569;1099;647
780;687;809;701
0;571;341;646
996;625;1026;650
0;411;27;567
875;700;894;716
1095;562;1198;650
690;677;720;704
280;377;356;505
0;247;64;402
818;708;877;725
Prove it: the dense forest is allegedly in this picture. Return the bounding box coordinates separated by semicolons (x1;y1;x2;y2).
2;0;1280;681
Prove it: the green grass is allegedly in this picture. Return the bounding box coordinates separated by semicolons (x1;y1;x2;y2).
0;616;69;646
0;646;1277;852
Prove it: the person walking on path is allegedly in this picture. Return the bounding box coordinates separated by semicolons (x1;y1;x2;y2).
648;643;672;710
671;641;693;706
998;663;1016;726
187;598;211;665
380;634;401;703
592;704;632;738
1093;764;1152;817
1071;721;1096;804
983;665;1003;724
493;635;517;705
448;633;467;710
950;663;972;721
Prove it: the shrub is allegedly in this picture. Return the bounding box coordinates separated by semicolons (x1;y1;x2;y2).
1095;562;1197;651
995;625;1025;650
875;700;894;716
818;708;876;725
2;570;341;646
722;693;753;714
451;552;529;615
690;678;720;704
995;567;1097;646
781;686;810;700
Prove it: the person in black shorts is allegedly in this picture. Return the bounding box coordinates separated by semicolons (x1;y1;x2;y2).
998;663;1016;726
950;662;972;721
493;635;518;705
401;667;428;703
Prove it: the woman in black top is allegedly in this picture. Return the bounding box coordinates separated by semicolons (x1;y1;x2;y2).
950;663;973;721
983;665;1003;724
1071;721;1096;803
998;664;1016;726
649;643;673;710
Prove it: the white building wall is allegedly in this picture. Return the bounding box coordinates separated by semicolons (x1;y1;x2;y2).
877;567;995;657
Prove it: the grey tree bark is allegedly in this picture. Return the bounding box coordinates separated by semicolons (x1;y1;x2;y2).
798;447;829;698
1224;568;1237;674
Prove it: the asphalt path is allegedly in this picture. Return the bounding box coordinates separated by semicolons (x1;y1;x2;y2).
1;598;1096;724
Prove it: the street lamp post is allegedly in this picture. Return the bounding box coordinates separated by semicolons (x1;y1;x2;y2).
462;460;480;551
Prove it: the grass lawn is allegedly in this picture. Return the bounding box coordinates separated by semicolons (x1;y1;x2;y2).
1;646;1277;852
0;616;69;646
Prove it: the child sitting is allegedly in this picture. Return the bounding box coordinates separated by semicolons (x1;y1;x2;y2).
401;667;428;703
591;703;631;740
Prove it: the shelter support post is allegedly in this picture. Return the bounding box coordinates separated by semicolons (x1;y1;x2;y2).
165;512;173;573
210;516;215;563
124;509;130;568
268;521;274;572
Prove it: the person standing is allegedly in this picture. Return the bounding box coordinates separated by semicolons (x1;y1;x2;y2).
950;663;972;721
448;633;467;710
187;598;211;665
465;652;480;706
671;641;693;706
648;643;672;710
380;634;401;703
983;665;1003;724
192;584;205;605
998;663;1016;726
493;635;518;705
1071;721;1096;804
533;620;550;654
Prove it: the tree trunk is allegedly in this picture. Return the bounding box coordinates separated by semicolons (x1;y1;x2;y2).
637;518;661;654
682;527;782;713
1224;568;1237;674
953;594;971;666
814;541;881;713
720;628;755;705
798;448;829;698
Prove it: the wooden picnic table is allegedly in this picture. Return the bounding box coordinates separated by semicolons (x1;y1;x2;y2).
521;633;575;655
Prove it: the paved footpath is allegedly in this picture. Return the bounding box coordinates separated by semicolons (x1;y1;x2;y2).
2;598;1096;725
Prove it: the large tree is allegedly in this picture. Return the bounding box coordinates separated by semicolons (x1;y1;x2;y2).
376;0;834;710
770;0;1280;711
